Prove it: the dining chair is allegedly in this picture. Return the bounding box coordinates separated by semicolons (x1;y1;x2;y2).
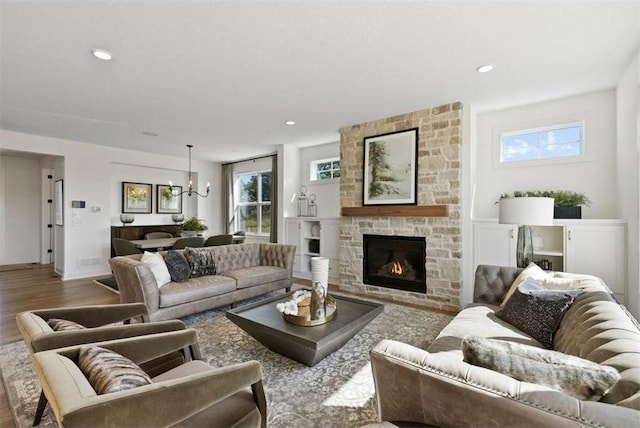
233;231;246;244
145;232;173;239
112;238;143;256
173;236;205;249
204;234;234;246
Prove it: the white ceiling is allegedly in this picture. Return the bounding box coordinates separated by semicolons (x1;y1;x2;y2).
1;1;638;163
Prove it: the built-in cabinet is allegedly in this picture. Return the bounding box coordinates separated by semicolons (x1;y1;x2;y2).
284;217;340;283
473;219;627;302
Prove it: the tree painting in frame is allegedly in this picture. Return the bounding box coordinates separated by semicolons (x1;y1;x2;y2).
363;128;418;206
157;184;183;214
122;182;152;213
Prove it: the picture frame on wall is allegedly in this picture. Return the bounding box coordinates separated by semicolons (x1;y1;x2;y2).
156;184;183;214
122;182;152;213
363;127;418;206
54;179;63;226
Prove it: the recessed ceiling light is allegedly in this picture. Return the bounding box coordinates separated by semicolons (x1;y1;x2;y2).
285;120;296;126
476;64;494;73
92;49;112;61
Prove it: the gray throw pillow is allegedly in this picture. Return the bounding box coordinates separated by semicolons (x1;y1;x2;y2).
78;345;152;395
495;277;580;348
462;336;620;401
47;318;87;331
164;250;190;282
184;247;216;278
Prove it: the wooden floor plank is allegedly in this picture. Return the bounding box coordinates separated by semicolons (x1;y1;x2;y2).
0;264;119;427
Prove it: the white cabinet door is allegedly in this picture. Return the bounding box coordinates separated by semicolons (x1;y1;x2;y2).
319;219;340;281
284;219;302;273
565;224;626;295
473;222;517;269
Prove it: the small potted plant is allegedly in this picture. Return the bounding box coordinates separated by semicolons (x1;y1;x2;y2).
178;216;208;237
550;190;592;219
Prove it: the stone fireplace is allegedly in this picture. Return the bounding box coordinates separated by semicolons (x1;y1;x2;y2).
363;234;426;294
338;103;462;313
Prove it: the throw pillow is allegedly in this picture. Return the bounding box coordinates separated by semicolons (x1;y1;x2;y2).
164;250;191;282
501;263;581;307
496;277;581;348
501;262;548;307
184;247;216;278
47;318;87;331
141;251;171;287
78;345;152;395
462;336;620;401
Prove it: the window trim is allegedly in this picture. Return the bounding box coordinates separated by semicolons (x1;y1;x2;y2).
493;118;588;169
309;157;340;182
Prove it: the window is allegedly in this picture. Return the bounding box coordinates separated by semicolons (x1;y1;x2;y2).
310;157;340;181
500;123;582;163
235;171;271;234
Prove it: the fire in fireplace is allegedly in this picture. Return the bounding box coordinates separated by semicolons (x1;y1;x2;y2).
363;234;426;293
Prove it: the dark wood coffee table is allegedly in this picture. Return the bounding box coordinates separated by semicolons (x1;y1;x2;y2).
226;291;384;366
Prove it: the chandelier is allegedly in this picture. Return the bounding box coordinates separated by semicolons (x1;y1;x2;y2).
169;144;210;198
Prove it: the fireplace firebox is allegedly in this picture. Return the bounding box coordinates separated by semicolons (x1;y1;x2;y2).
363;234;426;293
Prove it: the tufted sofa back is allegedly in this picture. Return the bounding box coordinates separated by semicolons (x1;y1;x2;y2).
553;277;640;409
473;265;523;304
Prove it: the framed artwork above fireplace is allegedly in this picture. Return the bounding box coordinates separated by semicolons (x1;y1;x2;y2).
363;128;418;206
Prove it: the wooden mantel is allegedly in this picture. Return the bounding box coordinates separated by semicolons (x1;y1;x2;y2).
341;205;448;217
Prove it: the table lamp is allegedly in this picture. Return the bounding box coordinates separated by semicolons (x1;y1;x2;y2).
498;197;554;268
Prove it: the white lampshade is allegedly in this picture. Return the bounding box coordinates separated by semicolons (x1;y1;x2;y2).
498;197;554;226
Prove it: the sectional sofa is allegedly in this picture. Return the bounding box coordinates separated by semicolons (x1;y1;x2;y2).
110;243;296;321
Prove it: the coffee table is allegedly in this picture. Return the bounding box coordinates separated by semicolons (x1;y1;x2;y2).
226;291;384;366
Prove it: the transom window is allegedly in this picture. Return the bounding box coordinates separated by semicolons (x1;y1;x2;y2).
235;171;271;234
310;157;340;181
500;123;583;163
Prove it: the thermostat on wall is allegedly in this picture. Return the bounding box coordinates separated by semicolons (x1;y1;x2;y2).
71;200;86;208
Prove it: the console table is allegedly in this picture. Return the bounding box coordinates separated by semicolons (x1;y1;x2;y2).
110;224;179;257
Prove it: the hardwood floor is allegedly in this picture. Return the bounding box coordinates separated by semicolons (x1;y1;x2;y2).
0;263;119;427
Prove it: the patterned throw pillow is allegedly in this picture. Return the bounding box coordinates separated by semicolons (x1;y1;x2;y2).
78;345;152;395
462;336;620;401
47;318;87;331
164;250;191;282
184;247;216;278
496;277;581;348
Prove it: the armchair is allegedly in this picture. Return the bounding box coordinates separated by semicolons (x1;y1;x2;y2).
16;303;187;425
32;330;267;428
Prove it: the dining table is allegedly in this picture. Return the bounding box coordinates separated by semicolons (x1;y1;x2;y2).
129;237;180;251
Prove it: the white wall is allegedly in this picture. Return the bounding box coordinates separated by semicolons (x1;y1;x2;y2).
298;142;340;218
0;155;41;264
474;90;617;219
616;53;640;319
0;130;221;279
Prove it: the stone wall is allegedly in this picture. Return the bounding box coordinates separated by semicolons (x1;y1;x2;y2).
339;103;462;312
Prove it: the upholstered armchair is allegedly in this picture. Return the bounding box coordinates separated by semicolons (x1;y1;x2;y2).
32;329;267;428
16;303;187;425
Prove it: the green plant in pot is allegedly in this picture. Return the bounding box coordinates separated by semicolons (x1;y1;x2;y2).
499;190;591;219
178;216;208;237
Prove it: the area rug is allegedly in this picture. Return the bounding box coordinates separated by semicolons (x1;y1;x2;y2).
92;275;119;293
0;294;453;427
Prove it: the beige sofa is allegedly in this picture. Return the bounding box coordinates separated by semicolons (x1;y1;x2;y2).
370;265;640;427
110;243;295;321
